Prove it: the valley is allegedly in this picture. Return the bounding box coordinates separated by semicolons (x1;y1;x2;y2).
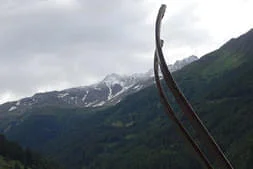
0;29;253;169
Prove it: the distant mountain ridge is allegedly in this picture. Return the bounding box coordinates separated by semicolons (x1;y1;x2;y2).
0;55;198;114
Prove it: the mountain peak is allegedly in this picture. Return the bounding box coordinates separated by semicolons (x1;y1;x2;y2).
102;73;125;86
168;55;198;72
246;28;253;34
221;28;253;51
103;73;122;81
188;55;198;60
174;55;198;64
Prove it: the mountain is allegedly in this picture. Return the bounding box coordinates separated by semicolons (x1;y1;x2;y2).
0;55;197;133
1;29;253;169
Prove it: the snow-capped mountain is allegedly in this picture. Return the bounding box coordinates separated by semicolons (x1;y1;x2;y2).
0;55;198;115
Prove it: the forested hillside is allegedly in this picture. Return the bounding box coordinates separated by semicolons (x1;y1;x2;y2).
0;134;60;169
2;29;253;169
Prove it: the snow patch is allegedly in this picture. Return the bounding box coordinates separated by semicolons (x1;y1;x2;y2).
94;86;102;90
8;106;17;112
92;101;105;107
82;91;89;102
113;84;134;98
115;99;121;104
16;101;21;106
58;93;69;98
106;84;113;100
133;85;143;90
84;100;98;107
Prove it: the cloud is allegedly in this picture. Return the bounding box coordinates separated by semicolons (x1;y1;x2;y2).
0;0;252;103
0;0;155;102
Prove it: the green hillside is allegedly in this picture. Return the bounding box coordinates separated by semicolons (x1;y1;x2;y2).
3;29;253;169
0;134;60;169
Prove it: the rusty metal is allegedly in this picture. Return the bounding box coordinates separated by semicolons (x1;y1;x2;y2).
154;4;234;169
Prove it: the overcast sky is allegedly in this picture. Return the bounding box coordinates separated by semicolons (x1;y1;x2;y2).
0;0;253;104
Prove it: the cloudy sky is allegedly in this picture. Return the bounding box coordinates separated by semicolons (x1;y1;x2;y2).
0;0;253;104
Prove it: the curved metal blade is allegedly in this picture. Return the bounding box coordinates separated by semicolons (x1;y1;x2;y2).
154;4;234;169
154;48;214;169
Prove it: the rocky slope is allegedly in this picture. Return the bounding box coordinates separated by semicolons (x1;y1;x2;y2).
0;55;198;114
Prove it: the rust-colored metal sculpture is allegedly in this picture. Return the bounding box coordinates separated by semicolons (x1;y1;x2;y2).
154;4;234;169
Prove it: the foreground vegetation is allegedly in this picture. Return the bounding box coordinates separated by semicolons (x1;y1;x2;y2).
0;134;60;169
